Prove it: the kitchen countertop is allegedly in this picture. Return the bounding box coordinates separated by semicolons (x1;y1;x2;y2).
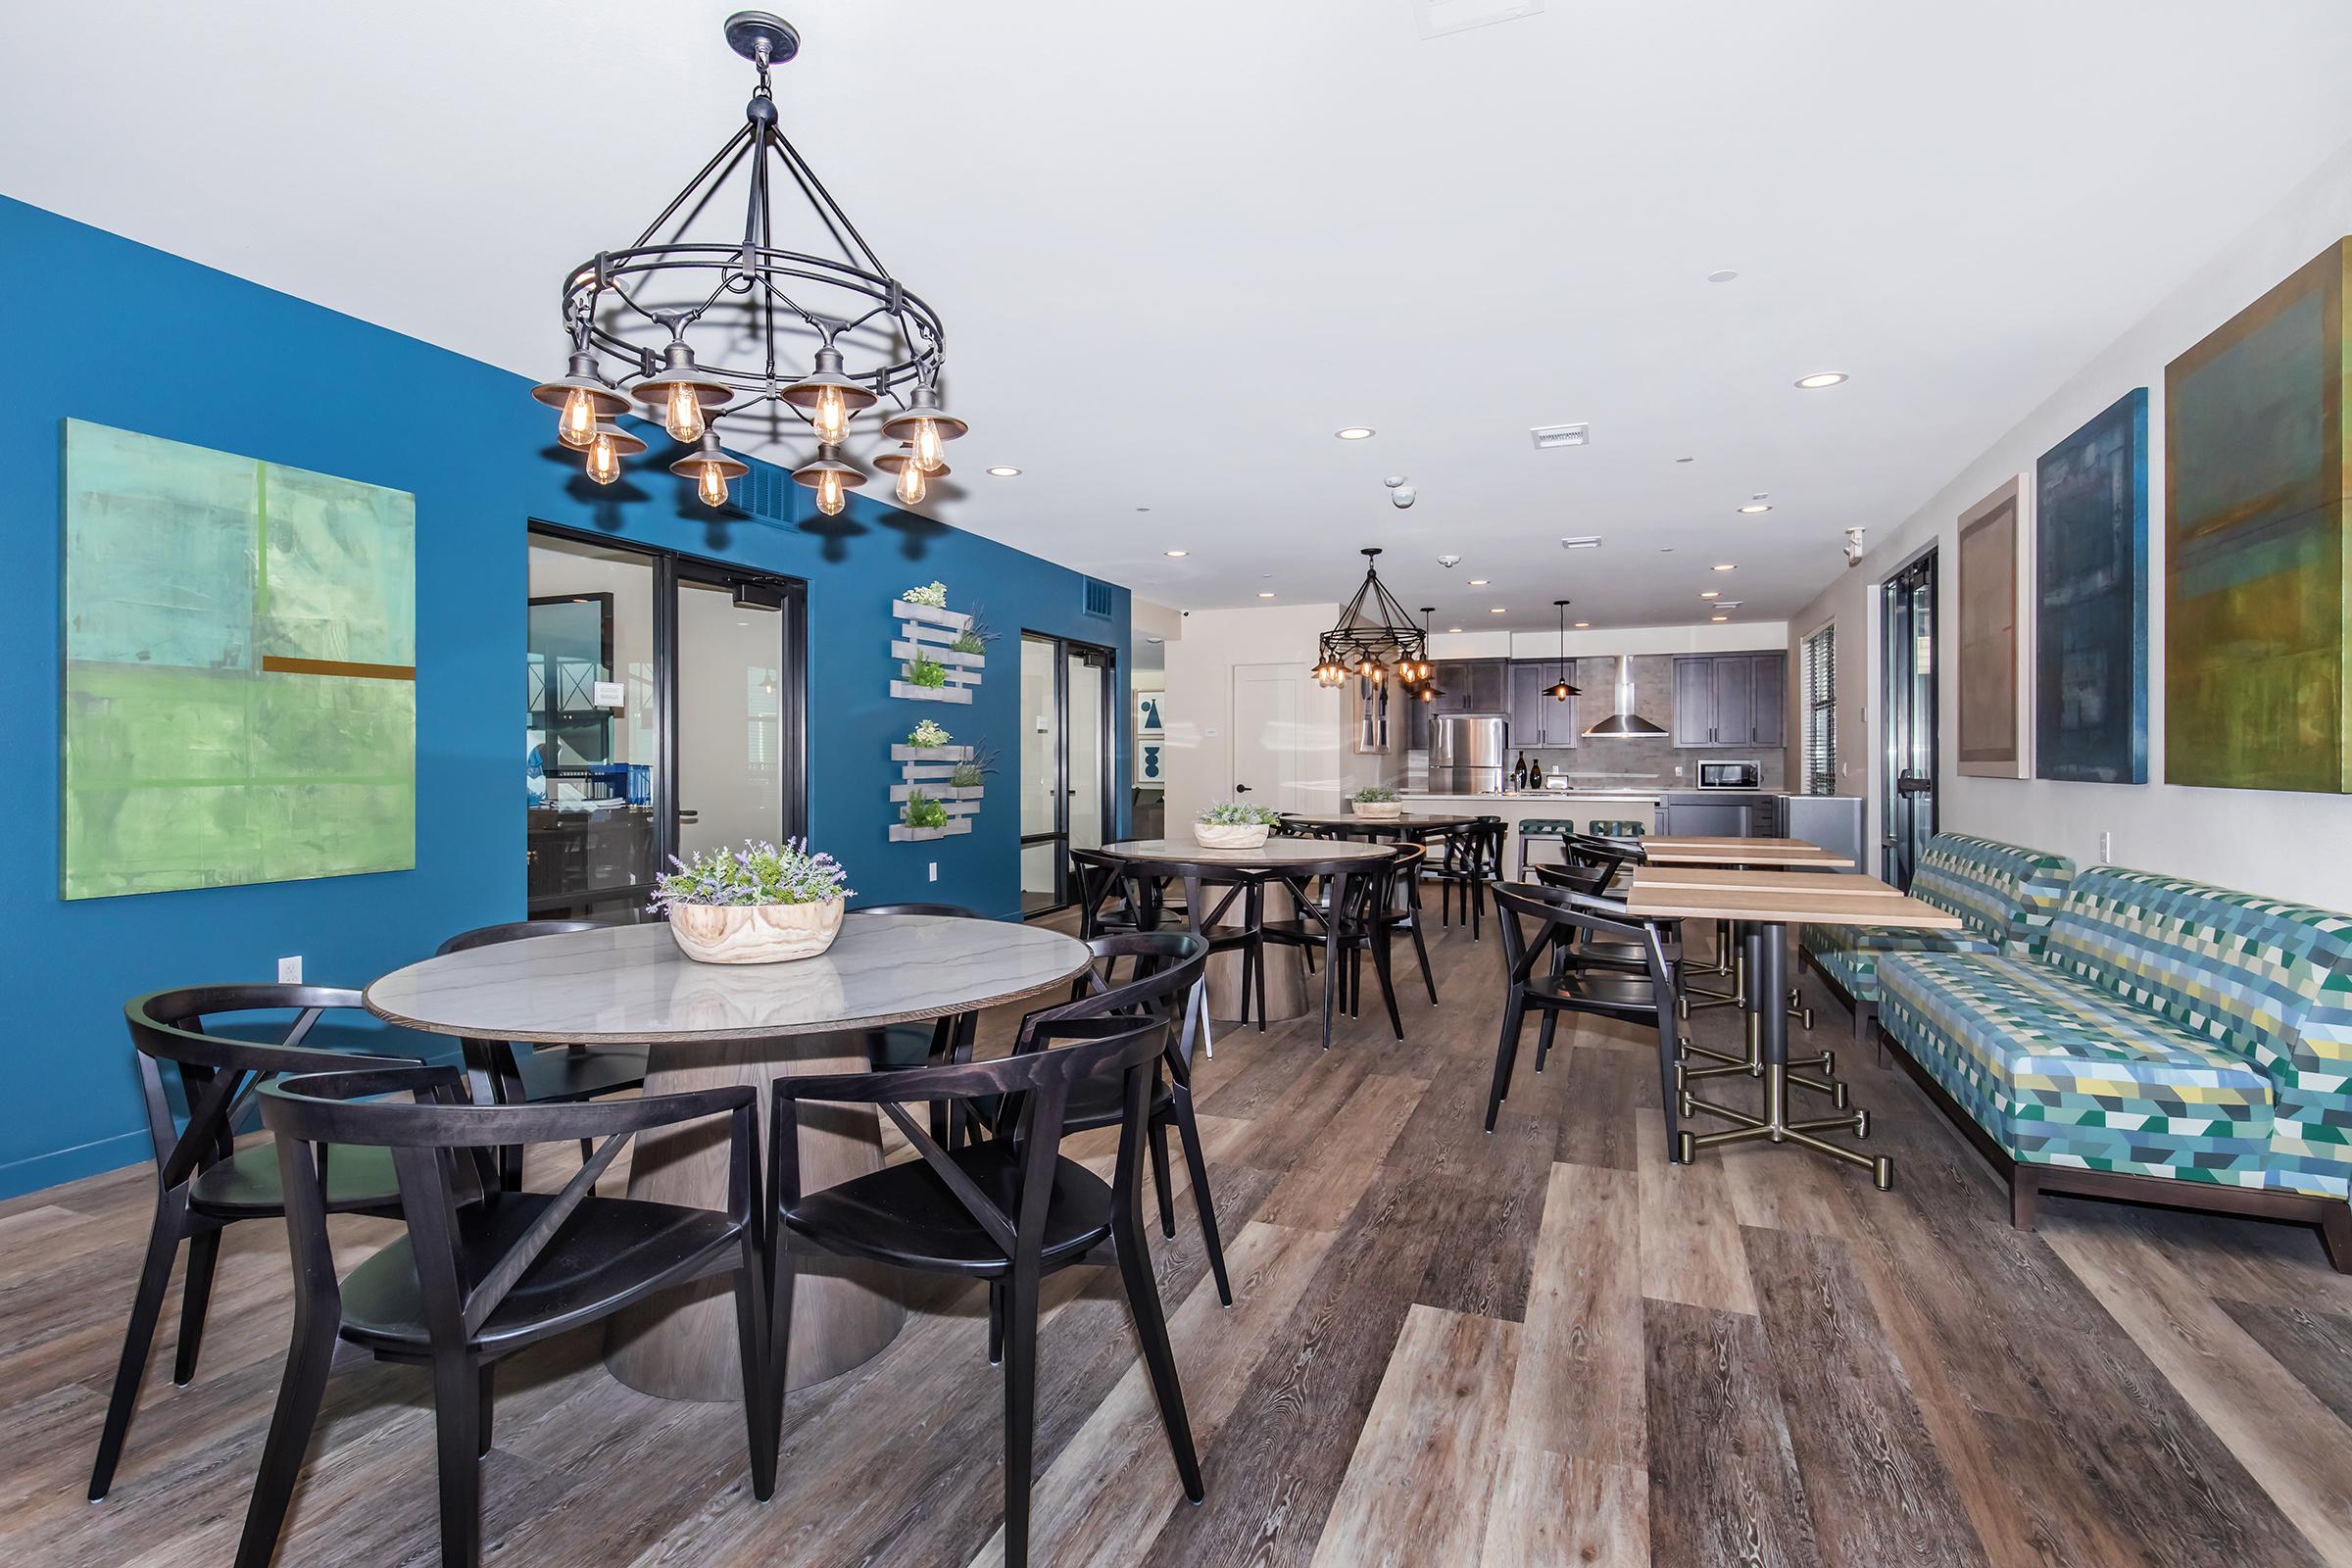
1402;789;1663;802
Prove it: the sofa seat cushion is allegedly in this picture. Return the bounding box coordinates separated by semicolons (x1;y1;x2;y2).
1800;922;1999;1005
1879;951;2278;1184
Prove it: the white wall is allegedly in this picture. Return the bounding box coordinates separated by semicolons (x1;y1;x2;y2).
1782;140;2352;907
1428;621;1790;662
1160;604;1361;827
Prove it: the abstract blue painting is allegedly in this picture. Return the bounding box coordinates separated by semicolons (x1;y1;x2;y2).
2035;388;2148;783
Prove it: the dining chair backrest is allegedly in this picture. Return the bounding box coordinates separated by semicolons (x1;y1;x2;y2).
1377;841;1429;913
1490;881;1677;1004
1532;860;1613;899
260;1064;759;1341
1069;849;1142;940
434;918;603;956
1015;932;1208;1059
124;986;421;1194
1564;833;1638;883
770;1015;1171;1268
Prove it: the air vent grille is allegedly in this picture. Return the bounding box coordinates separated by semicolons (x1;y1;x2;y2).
1559;535;1602;550
1082;577;1115;618
1530;422;1589;450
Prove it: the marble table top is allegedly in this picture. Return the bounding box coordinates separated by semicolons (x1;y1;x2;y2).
365;913;1093;1046
1100;837;1392;866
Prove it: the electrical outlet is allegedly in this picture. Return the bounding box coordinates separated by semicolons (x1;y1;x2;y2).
2099;830;2113;863
928;860;939;883
1673;764;1684;777
276;955;302;984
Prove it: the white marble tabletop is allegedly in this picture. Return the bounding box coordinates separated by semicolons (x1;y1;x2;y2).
365;913;1093;1046
1100;838;1392;866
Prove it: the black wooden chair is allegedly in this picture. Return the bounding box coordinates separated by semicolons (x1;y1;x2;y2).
767;1009;1202;1568
852;903;987;1145
1071;848;1148;948
1427;817;1504;937
89;985;422;1502
1129;864;1266;1030
1262;844;1420;1040
1485;880;1685;1160
1005;932;1231;1304
238;1065;771;1568
435;920;649;1184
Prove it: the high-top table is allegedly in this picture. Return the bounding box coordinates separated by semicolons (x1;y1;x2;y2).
1623;864;1958;1188
365;913;1092;1400
1098;838;1391;1048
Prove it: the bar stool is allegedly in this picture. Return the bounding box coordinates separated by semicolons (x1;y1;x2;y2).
1515;817;1577;875
1586;818;1644;840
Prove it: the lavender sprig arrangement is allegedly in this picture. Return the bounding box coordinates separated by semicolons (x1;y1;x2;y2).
650;838;853;914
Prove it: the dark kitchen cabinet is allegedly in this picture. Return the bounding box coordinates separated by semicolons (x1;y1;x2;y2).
1507;660;1579;748
1408;659;1506;748
1671;653;1787;749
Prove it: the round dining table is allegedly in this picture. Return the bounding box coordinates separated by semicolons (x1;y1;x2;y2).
365;912;1093;1401
1096;838;1392;1048
1278;810;1488;840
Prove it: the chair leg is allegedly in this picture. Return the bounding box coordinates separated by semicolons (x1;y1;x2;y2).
1408;912;1438;1005
732;1241;777;1499
476;1362;495;1457
1001;1275;1042;1567
1485;991;1528;1132
1371;927;1404;1042
1171;1099;1232;1306
1655;1017;1683;1162
1110;1215;1203;1503
232;1285;339;1568
1149;1120;1178;1241
1534;1010;1559;1073
173;1224;221;1387
89;1190;187;1499
1252;930;1268;1033
987;1278;1005;1366
765;1246;798;1454
429;1351;484;1568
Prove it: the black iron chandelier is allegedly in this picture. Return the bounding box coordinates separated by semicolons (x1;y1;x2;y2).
1311;549;1432;689
529;12;965;514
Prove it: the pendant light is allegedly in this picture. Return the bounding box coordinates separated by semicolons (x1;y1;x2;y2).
874;442;951;506
780;346;878;446
878;384;970;473
792;444;867;516
633;342;736;444
530;349;633;450
669;430;750;508
1546;599;1581;702
583;421;647;485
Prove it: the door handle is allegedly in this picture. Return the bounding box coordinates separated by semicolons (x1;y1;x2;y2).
1234;783;1253;793
676;808;701;824
1895;773;1933;797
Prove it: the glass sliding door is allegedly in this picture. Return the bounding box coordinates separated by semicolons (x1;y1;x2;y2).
1018;631;1116;914
1881;549;1938;889
525;524;805;921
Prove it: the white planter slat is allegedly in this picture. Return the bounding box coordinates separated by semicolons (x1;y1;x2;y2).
893;600;972;631
889;681;972;704
891;639;986;668
888;819;973;842
890;744;974;762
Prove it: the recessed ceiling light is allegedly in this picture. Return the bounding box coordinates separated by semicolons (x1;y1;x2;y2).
1335;426;1375;440
1711;613;1730;622
1256;591;1276;598
1706;270;1739;283
986;466;1021;477
1163;549;1188;558
1446;626;1462;633
1573;620;1590;628
1713;564;1736;571
1794;371;1848;390
1700;591;1719;599
1469;578;1490;586
1738;503;1773;514
1491;607;1506;614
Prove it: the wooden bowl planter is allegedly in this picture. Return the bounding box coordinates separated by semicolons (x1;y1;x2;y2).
1194;821;1272;850
1349;800;1403;820
667;899;846;964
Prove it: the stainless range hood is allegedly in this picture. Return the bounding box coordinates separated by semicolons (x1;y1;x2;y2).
1583;654;1669;739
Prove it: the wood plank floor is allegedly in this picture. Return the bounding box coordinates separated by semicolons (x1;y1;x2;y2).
9;915;2352;1566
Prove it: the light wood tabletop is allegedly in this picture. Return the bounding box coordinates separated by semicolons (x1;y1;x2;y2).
1634;864;1906;898
1623;866;1959;928
1638;836;1856;869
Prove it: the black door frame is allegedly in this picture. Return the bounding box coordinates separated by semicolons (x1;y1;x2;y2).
1019;630;1119;916
1880;547;1939;889
526;521;808;914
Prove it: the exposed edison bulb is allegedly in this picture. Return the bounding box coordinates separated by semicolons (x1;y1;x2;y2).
696;461;730;508
815;467;846;516
812;384;848;445
663;382;707;444
895;458;928;507
913;416;946;473
559;387;598;449
586;430;620;485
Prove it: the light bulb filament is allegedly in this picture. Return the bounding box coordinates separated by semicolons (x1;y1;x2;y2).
587;430;620;485
813;385;847;445
664;382;706;444
816;468;846;516
697;462;730;508
896;458;927;506
559;387;597;449
913;416;945;472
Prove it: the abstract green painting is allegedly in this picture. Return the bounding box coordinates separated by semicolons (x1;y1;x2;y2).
62;420;416;898
2166;239;2352;793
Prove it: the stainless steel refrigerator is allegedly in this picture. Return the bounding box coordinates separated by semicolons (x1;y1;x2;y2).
1430;712;1507;794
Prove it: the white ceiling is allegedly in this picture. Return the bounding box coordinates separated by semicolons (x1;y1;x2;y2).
7;1;2352;630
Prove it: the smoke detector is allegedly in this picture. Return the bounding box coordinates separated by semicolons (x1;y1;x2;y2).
1436;554;1461;568
1530;422;1590;451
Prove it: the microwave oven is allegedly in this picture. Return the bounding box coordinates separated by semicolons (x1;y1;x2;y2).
1696;760;1761;790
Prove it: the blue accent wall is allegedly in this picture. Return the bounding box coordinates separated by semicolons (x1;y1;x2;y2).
0;196;1129;1198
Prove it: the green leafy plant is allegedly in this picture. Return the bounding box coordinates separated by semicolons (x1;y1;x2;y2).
650;838;851;912
947;744;998;790
1351;785;1399;804
903;790;950;830
949;611;994;657
901;580;949;609
1198;802;1283;826
907;718;953;748
904;652;950;689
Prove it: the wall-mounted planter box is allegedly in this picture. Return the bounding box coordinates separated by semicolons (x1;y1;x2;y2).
895;600;971;632
888;743;982;840
891;597;985;705
889;679;973;705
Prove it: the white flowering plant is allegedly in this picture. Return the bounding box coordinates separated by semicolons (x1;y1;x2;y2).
901;581;949;609
650;839;852;911
907;718;953;748
1198;803;1284;826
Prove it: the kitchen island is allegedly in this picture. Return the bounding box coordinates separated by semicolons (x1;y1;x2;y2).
1400;789;1661;872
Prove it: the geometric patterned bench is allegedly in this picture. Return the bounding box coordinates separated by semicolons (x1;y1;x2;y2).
1876;864;2352;1271
1799;832;2074;1041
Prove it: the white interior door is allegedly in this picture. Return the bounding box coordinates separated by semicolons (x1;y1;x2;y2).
1231;662;1309;811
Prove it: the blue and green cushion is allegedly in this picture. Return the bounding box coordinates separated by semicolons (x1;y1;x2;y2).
1879;867;2352;1201
1800;833;2074;1006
